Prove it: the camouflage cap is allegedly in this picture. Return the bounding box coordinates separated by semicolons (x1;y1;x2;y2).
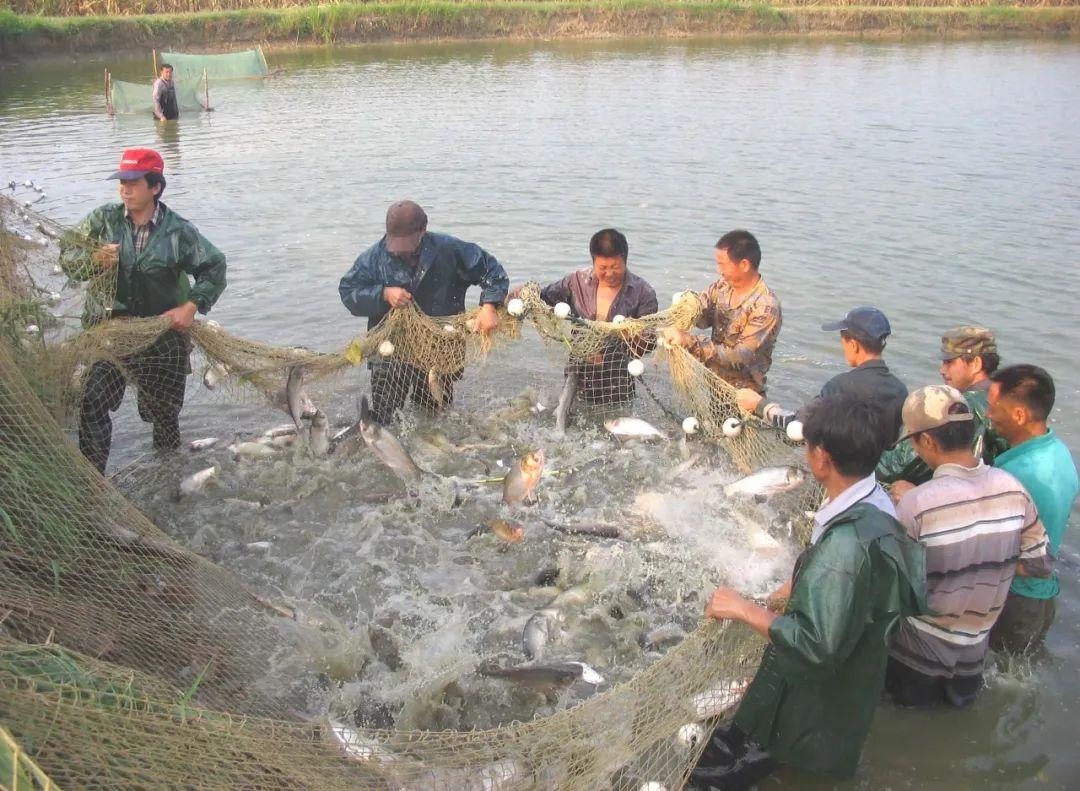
896;384;973;445
941;326;997;360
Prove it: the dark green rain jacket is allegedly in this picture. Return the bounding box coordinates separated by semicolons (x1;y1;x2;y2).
59;202;226;326
734;502;927;778
876;384;1009;485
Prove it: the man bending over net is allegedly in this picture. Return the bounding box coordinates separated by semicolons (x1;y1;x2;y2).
338;200;508;424
59;148;227;473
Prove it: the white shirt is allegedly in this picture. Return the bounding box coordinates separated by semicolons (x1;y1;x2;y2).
811;473;896;545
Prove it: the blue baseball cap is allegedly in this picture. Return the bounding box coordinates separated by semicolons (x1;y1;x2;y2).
821;306;891;341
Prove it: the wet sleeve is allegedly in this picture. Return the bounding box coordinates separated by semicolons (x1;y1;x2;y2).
180;227;226;313
59;207;108;282
628;284;660;357
875;440;926;485
695;301;781;369
539;274;574;307
1018;497;1052;577
767;536;871;680
339;247;387;317
758;402;797;430
455;240;508;306
152;79;166;121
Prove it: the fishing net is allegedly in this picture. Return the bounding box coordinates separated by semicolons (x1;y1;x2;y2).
106;75;210;116
159;47;269;80
0;199;815;789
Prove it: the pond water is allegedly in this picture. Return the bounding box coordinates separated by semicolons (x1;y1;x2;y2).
1;36;1079;789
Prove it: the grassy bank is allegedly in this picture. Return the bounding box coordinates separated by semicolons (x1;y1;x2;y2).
1;1;1078;58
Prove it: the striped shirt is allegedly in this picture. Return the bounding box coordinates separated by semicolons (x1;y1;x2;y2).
126;203;163;255
890;462;1051;678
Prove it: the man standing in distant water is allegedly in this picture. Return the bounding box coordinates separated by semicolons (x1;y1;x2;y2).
152;64;179;122
338;200;509;424
986;365;1078;654
662;230;781;395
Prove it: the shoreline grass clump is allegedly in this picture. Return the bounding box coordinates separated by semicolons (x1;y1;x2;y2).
1;1;1078;58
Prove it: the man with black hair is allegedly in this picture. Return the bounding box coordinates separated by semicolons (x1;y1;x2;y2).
987;365;1078;653
152;63;179;121
879;326;1009;489
60;148;227;473
689;393;926;788
887;386;1051;708
736;305;907;453
662;230;781;394
534;228;658;405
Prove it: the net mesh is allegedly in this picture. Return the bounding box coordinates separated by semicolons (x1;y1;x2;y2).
107;75;209;115
0;197;817;789
160;48;269;80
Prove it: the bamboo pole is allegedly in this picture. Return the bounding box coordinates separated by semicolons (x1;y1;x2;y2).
152;48;158;78
258;44;269;77
203;69;210;112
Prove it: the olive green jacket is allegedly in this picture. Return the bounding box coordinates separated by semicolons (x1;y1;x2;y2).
59;202;226;326
734;502;927;778
876;383;1009;485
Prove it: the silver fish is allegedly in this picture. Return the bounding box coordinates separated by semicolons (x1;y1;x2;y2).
523;607;563;661
179;466;216;495
308;409;330;456
202;362;230;391
187;437;219;452
502;448;545;506
427;369;446;407
328;718;397;764
230;441;278;459
358;396;425;483
723;466;805;499
605;417;668;440
285;366;305;430
263;424;298;439
554;370;578;435
691;678;749;720
640;623;687;651
479;661;604;689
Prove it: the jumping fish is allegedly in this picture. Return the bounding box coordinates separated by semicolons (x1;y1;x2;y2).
201;361;230;390
723;466;805;499
469;519;525;544
358;396;425;483
309;409;330;456
230;441;278;459
427;369;446;407
328;718;397;764
554;370;578;435
523;607;563;661
604;417;668;440
691;678;749;721
179;466;217;495
285;366;306;430
502;449;545;506
479;661;604;689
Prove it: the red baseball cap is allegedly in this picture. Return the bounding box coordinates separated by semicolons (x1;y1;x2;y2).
106;148;165;181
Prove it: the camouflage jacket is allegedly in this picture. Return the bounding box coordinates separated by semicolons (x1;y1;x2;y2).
876;380;1009;485
693;276;782;394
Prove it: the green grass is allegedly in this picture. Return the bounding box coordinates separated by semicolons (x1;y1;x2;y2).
1;1;1076;56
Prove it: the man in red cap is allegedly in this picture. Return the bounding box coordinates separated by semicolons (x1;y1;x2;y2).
339;200;508;423
60;148;227;473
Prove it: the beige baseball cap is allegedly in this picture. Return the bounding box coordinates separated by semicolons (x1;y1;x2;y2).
896;385;973;444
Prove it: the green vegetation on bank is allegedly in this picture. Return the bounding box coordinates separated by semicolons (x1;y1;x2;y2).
1;1;1077;57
